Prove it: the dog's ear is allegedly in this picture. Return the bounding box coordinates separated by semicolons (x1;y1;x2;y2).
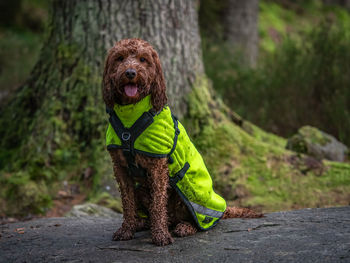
151;50;167;112
102;50;115;109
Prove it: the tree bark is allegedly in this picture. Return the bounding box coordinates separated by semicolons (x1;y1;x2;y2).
223;0;259;67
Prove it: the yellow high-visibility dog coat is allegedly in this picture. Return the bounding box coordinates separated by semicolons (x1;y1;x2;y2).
106;95;226;230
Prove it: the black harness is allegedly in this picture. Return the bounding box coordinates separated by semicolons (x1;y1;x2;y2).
106;106;180;177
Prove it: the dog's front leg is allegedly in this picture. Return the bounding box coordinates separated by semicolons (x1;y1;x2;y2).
110;151;137;241
147;158;174;246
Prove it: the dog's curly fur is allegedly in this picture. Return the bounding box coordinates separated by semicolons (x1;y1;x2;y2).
102;38;262;246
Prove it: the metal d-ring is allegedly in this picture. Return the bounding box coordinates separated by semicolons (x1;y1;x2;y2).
121;132;131;141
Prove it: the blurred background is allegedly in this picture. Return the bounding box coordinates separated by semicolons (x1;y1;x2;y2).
0;0;349;221
1;0;350;145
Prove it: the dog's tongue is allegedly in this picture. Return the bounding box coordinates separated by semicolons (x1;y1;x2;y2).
124;84;138;97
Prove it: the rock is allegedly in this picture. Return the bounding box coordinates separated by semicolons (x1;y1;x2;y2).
90;192;123;213
65;203;122;218
286;126;349;162
0;207;349;262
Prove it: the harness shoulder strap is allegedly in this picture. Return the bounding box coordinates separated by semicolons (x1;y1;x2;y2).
129;109;156;141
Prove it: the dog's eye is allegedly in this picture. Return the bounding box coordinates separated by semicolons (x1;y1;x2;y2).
117;56;124;62
140;57;146;62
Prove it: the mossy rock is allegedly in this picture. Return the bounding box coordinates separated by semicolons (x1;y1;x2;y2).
89;191;122;213
65;203;121;218
286;126;348;162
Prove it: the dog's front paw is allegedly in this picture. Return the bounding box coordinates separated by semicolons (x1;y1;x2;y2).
112;227;134;241
152;229;174;246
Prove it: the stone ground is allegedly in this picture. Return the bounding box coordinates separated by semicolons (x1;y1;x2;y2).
0;207;349;263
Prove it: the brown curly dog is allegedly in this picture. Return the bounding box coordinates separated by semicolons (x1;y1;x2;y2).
102;38;262;246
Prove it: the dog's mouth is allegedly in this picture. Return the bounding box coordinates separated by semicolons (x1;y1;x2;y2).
124;84;138;97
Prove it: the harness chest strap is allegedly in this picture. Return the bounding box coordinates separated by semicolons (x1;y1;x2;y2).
106;106;180;175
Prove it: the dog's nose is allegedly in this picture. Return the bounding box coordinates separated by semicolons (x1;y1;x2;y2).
125;68;136;79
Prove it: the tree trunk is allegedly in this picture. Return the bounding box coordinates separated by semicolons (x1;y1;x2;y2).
223;0;259;67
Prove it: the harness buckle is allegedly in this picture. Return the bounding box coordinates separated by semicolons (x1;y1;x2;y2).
122;132;131;141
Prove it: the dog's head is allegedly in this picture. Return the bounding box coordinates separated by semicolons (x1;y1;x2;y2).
102;38;167;112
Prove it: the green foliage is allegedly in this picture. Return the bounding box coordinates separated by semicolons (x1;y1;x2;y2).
258;0;326;53
201;0;350;146
203;18;350;146
0;29;42;98
0;0;49;31
0;0;48;103
0;172;52;216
